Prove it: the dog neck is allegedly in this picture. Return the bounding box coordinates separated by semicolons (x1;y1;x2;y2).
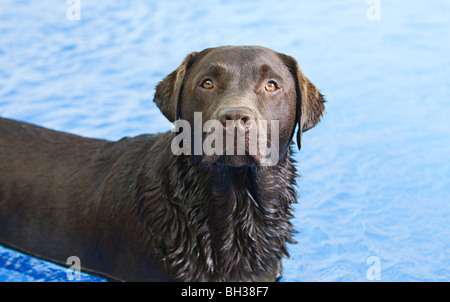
136;145;298;281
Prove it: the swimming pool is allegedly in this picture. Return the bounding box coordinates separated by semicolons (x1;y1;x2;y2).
0;0;449;281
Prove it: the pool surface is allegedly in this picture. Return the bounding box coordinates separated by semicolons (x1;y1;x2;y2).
0;0;449;281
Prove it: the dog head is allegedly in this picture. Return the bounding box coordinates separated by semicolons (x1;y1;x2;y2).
154;46;325;167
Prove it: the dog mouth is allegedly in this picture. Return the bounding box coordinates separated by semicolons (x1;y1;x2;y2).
214;154;258;167
172;118;281;167
201;150;259;167
200;134;279;167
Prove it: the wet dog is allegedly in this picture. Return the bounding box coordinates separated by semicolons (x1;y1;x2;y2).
0;46;325;281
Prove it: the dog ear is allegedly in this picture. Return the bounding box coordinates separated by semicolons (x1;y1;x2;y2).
278;54;326;150
153;52;198;122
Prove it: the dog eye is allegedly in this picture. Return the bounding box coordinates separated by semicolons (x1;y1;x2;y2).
265;81;278;92
201;79;214;89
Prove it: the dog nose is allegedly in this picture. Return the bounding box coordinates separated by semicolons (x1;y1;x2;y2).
218;107;255;130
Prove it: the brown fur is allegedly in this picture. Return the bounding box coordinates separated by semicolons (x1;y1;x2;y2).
0;46;325;281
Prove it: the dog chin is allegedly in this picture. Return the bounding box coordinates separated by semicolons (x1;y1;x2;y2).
200;154;261;167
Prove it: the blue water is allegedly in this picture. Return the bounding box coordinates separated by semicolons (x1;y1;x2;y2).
0;0;449;281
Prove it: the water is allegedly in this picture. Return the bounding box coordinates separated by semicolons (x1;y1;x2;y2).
0;0;449;281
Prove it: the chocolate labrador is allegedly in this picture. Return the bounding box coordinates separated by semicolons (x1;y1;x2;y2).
0;46;325;281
